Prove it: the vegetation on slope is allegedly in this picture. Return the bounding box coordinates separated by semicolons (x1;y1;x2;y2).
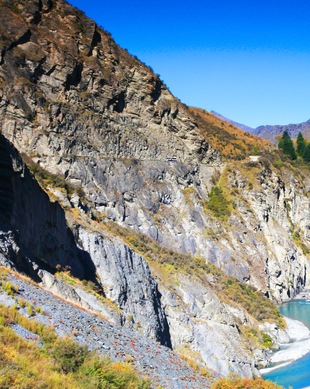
296;131;306;156
211;376;284;389
0;277;151;388
21;153;86;200
0;322;150;388
205;185;231;220
0;268;283;389
278;130;310;166
189;107;274;160
105;222;285;329
278;131;297;160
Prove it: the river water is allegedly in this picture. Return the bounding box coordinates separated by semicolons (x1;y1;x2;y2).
263;300;310;389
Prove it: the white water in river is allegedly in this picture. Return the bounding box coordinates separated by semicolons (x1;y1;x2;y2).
262;300;310;389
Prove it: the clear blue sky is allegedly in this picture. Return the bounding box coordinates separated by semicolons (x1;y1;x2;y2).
68;0;310;128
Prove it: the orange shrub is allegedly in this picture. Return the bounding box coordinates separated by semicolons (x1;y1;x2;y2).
211;377;285;389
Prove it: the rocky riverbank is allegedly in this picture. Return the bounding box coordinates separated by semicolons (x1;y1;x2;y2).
293;288;310;300
261;287;310;374
260;315;310;375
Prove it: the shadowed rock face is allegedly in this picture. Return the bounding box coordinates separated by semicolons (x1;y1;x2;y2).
0;135;14;221
0;134;171;347
0;133;87;277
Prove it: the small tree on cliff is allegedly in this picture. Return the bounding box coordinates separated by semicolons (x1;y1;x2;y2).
303;143;310;162
278;130;297;160
297;131;306;156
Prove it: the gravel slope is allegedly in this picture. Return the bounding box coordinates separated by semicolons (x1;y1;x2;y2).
1;271;219;389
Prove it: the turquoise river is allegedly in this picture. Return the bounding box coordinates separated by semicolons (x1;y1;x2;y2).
263;300;310;389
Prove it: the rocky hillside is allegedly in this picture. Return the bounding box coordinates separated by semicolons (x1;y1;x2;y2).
190;107;274;159
0;0;219;165
0;268;220;389
1;0;310;384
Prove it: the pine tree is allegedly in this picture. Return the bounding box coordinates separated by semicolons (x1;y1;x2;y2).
279;130;297;160
303;143;310;162
297;132;306;156
278;137;284;151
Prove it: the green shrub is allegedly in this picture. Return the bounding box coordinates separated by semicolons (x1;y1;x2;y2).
261;332;273;348
35;306;44;314
39;325;57;345
51;338;89;373
276;159;283;168
2;281;18;296
85;356;151;388
205;186;231;219
82;279;100;292
26;302;34;317
18;298;26;307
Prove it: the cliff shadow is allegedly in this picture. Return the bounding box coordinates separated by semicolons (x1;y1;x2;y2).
0;133;101;288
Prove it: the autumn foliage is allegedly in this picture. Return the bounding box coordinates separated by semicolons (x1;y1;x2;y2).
212;377;284;389
189;107;274;160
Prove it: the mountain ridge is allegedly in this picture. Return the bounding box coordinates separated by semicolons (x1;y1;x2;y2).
253;119;310;143
190;107;274;158
210;110;254;133
210;110;310;145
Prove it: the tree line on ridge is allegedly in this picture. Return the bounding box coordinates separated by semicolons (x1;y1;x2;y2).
278;130;310;162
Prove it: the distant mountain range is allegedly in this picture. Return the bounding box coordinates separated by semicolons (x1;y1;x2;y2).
253;120;310;143
211;111;310;144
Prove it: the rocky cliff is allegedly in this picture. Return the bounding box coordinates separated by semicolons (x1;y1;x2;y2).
0;0;310;382
0;133;171;347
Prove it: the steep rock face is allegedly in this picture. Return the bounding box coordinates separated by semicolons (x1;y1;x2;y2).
0;0;219;165
0;134;171;346
0;128;273;378
248;168;309;300
225;164;310;301
159;275;261;377
0;133;87;278
76;227;171;347
38;269;123;324
0;0;221;271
